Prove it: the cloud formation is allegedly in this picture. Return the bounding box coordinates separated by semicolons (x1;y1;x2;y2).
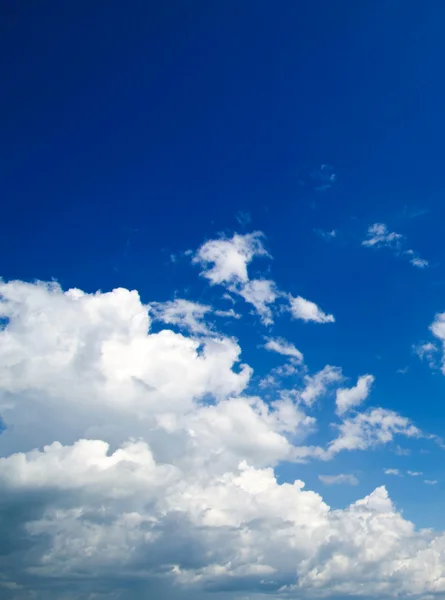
264;336;304;362
362;223;428;268
318;473;359;485
288;295;335;324
335;374;375;415
0;278;442;600
193;231;268;285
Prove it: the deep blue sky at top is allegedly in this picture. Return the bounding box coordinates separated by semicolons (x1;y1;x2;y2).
3;0;445;467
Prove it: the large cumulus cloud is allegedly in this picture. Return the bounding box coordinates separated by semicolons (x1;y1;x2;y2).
0;279;443;600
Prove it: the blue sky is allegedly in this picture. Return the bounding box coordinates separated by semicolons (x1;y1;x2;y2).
3;2;445;599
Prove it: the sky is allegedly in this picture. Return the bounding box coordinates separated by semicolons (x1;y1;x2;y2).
3;1;445;599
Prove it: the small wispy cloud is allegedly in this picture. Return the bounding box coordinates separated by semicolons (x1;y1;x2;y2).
410;257;429;269
384;468;402;476
385;468;425;478
362;223;428;269
362;223;403;249
395;445;411;456
413;342;438;369
315;228;337;241
235;211;252;226
318;474;359;486
400;206;430;220
424;479;438;485
264;337;304;362
311;164;336;192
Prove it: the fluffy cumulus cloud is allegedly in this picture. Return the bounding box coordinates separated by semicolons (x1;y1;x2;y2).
1;277;445;600
335;374;375;415
193;231;269;285
288;295;335;324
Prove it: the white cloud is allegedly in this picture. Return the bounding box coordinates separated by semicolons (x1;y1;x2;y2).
407;470;423;477
150;298;213;335
384;468;402;476
193;232;268;285
424;479;438;485
300;365;343;406
0;280;252;455
414;341;438;369
0;278;444;600
288;295;335;324
318;474;359;485
214;308;241;319
327;408;421;458
192;232;280;324
237;279;278;325
264;337;304;362
362;223;403;248
411;257;429;269
150;299;241;335
430;314;445;373
362;223;428;268
335;374;375;415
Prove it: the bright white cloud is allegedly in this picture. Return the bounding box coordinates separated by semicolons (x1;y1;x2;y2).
264;337;304;362
192;232;280;324
193;231;268;285
335;374;375;415
288;295;335;324
318;473;359;485
0;278;443;600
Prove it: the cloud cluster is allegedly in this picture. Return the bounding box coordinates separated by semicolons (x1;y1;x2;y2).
193;232;335;325
0;277;442;600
